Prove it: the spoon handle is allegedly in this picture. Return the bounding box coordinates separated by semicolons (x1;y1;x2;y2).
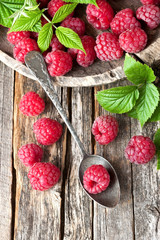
25;51;88;158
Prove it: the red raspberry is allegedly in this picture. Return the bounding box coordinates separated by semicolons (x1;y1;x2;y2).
86;0;114;30
7;30;30;45
110;8;141;35
119;27;147;53
83;165;110;194
48;0;74;18
19;91;45;116
61;17;85;36
33;118;63;145
76;35;96;67
13;38;40;63
37;0;50;9
28;162;61;191
136;5;160;29
67;48;79;59
50;34;65;52
45;50;73;76
125;135;156;164
140;0;160;5
18;143;43;167
92;115;118;145
95;32;123;61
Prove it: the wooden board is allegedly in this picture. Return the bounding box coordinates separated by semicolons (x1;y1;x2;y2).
0;62;14;239
0;1;160;87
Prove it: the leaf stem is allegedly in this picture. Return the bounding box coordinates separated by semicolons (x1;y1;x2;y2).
42;13;51;23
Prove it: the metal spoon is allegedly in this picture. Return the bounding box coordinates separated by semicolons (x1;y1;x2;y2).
25;51;120;208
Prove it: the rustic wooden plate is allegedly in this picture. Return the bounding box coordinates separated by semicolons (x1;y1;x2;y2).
0;1;160;87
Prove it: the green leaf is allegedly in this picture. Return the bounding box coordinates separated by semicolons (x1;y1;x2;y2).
63;0;98;7
38;23;53;52
153;129;160;170
156;151;160;170
52;3;77;24
10;9;42;32
124;54;156;85
135;83;159;126
55;26;85;53
96;86;139;114
127;107;138;119
148;88;160;122
0;0;24;27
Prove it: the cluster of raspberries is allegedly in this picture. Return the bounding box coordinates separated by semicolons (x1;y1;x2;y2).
7;0;160;77
18;91;63;191
18;92;156;194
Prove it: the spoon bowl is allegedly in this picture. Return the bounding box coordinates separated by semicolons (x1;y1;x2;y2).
79;155;120;208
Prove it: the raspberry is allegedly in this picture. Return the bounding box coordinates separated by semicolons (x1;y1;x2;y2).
48;0;74;18
13;38;40;63
76;35;96;67
136;5;160;29
125;135;156;164
28;162;61;191
18;143;43;167
45;50;73;76
83;165;110;194
50;34;65;52
140;0;160;5
92;115;118;145
7;30;30;45
86;0;114;30
110;8;141;35
119;27;147;53
61;17;85;36
37;0;49;9
19;92;45;116
95;32;123;61
67;48;79;59
33;118;63;145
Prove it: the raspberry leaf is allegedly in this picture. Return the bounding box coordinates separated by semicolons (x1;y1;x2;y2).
63;0;98;7
10;9;42;32
55;26;86;53
0;0;24;27
127;107;138;119
96;86;139;114
38;23;53;52
153;129;160;170
135;83;159;126
124;54;156;85
52;3;78;24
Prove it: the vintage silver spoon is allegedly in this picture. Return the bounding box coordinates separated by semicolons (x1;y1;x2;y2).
25;51;120;208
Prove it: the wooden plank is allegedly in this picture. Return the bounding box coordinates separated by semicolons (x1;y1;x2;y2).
130;120;160;240
13;73;68;240
0;62;14;239
93;82;134;240
63;88;93;240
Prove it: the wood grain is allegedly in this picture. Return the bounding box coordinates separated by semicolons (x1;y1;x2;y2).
0;62;14;239
63;88;93;240
13;73;68;240
93;82;134;240
131;120;160;240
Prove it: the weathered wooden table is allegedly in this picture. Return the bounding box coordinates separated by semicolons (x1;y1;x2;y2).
0;58;160;240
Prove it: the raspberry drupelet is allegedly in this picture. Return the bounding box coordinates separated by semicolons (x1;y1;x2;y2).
61;17;85;36
7;30;30;45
